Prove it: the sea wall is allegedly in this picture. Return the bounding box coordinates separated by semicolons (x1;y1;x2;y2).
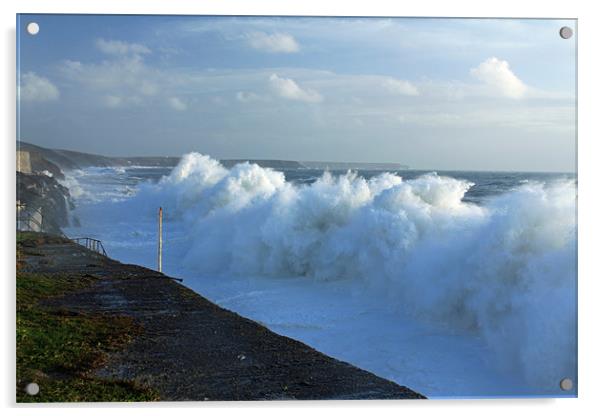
17;232;425;401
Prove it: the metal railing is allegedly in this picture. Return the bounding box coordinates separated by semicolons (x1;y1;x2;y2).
71;237;108;257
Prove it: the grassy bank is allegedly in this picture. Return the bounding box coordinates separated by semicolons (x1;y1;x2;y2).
16;233;158;402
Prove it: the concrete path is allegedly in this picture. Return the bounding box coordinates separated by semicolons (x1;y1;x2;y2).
19;234;425;401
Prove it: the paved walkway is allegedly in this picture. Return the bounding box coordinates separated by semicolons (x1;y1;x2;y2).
20;234;425;401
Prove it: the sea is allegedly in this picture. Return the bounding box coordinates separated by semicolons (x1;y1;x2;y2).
61;153;577;398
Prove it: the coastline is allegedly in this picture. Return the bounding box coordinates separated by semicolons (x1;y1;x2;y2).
15;142;578;398
16;232;425;401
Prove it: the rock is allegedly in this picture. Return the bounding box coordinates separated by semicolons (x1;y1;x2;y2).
17;171;73;235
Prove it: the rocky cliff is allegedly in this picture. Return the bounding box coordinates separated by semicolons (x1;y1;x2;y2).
16;143;84;234
17;171;74;235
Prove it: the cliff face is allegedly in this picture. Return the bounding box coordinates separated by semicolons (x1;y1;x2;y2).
27;151;65;179
17;171;74;235
19;141;180;171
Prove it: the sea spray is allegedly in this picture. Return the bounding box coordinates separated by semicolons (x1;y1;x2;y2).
68;152;577;392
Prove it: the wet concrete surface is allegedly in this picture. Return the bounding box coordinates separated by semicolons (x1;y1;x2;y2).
19;234;425;401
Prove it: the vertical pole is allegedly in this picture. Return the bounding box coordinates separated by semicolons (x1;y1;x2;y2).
158;207;163;273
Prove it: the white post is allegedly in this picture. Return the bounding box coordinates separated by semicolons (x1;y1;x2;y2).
158;207;163;273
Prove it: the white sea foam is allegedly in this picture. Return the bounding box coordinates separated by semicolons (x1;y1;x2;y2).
125;153;577;389
59;169;89;200
60;166;140;203
64;152;577;395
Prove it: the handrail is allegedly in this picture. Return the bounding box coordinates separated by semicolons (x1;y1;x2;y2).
71;237;108;257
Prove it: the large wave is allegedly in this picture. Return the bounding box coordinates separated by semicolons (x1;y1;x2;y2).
130;152;577;390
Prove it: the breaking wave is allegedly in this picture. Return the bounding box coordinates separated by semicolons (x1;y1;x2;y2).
129;152;576;389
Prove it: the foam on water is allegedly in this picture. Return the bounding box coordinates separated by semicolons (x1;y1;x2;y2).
63;153;577;397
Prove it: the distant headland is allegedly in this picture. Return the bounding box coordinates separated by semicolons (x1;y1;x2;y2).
18;141;409;172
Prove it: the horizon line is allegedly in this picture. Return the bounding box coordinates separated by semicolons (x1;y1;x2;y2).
17;139;577;175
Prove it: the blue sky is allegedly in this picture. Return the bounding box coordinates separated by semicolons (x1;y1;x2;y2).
17;15;576;171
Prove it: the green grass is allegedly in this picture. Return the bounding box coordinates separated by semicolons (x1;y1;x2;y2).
16;272;159;402
16;232;60;268
16;231;38;244
17;231;67;246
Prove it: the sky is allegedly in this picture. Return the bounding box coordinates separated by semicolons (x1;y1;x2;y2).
17;15;576;172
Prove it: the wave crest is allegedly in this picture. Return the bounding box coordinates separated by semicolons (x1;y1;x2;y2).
134;153;576;389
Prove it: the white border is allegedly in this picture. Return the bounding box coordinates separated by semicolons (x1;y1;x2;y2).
2;1;601;415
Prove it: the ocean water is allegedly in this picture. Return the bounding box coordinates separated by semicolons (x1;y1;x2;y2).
61;154;577;398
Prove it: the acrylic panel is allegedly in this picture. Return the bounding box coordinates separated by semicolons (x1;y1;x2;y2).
16;14;577;402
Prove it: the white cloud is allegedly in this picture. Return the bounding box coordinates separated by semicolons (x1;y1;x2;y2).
60;47;160;106
63;60;83;72
470;57;527;99
382;78;419;96
396;106;573;132
236;91;263;103
168;97;187;111
212;96;227;106
139;81;159;96
103;95;123;108
55;41;568;137
19;72;60;102
397;112;461;125
101;95;142;108
246;32;300;53
269;74;323;103
96;38;151;56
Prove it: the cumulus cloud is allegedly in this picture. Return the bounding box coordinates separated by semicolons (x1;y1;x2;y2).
96;38;151;56
470;57;527;99
246;32;300;53
269;74;323;103
55;37;563;137
60;40;160;108
382;78;419;96
168;96;187;111
19;72;60;102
